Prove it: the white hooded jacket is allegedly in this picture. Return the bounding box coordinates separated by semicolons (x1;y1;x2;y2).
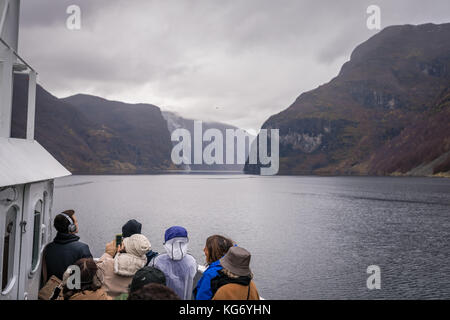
152;237;197;300
114;234;150;276
97;234;151;298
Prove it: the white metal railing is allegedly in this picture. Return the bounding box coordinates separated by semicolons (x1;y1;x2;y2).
1;275;16;296
0;0;36;73
0;34;37;140
0;37;37;74
0;0;9;36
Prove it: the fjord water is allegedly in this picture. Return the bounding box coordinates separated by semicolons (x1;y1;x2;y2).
54;175;450;299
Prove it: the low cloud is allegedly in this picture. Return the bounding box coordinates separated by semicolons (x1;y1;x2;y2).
19;0;450;130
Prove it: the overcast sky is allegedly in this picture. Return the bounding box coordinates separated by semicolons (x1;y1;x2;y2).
18;0;450;132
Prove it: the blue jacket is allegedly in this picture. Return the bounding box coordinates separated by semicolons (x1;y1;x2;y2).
194;260;222;300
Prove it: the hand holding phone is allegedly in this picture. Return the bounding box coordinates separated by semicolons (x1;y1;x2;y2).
115;234;123;248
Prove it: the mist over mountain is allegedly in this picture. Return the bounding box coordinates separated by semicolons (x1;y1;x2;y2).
163;111;254;172
245;23;450;177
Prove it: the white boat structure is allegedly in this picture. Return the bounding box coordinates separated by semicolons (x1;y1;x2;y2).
0;0;71;300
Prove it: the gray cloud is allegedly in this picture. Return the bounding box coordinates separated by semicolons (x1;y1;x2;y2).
18;0;450;131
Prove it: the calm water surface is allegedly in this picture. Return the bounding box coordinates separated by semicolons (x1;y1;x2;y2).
53;175;450;299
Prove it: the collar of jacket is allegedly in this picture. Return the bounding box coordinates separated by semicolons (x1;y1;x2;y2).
206;260;222;271
210;270;252;297
146;250;158;260
54;232;80;244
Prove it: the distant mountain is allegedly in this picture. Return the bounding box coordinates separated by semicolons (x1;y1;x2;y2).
245;23;450;177
12;75;173;174
61;94;174;173
11;76;252;174
163;111;254;171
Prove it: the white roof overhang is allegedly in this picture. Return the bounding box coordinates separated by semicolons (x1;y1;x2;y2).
0;137;71;187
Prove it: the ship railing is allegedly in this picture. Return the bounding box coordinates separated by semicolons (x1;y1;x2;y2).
0;37;37;73
0;35;37;140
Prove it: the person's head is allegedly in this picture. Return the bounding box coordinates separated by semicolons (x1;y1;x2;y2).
219;246;253;278
122;219;142;238
129;267;166;293
204;235;234;264
122;233;151;257
54;209;78;234
163;226;189;261
164;226;188;243
128;283;180;300
62;258;102;299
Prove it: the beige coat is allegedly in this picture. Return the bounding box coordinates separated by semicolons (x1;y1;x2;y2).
68;289;112;300
97;234;150;298
96;253;146;298
212;281;260;300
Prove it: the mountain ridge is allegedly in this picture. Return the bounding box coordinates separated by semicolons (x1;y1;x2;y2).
12;75;174;174
245;23;450;177
11;76;252;174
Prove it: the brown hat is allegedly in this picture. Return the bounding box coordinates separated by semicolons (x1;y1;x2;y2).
219;246;252;277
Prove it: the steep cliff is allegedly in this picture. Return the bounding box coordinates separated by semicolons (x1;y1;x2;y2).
245;23;450;176
12;75;173;174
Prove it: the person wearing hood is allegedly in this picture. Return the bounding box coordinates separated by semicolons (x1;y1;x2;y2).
194;235;234;300
97;233;151;298
122;219;159;265
42;210;92;284
211;246;260;300
150;226;197;300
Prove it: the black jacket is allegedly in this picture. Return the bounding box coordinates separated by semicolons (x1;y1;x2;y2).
210;270;252;298
43;233;92;281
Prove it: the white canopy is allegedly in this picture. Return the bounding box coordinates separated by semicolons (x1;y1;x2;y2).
0;137;71;187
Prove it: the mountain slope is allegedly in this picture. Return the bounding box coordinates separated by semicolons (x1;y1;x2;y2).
61;94;173;173
368;86;450;176
11;75;173;174
11;75;252;174
245;23;450;176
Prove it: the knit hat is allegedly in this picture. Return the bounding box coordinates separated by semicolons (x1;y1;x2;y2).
129;267;166;293
164;226;188;243
122;219;142;238
219;246;252;277
123;234;151;257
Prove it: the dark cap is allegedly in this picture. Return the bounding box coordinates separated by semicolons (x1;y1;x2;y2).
129;267;166;293
219;246;252;277
122;219;142;238
164;226;188;243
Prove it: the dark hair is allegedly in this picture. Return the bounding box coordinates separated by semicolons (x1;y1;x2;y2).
122;219;142;238
129;267;166;293
205;235;234;264
63;258;102;300
54;209;75;233
128;283;180;300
